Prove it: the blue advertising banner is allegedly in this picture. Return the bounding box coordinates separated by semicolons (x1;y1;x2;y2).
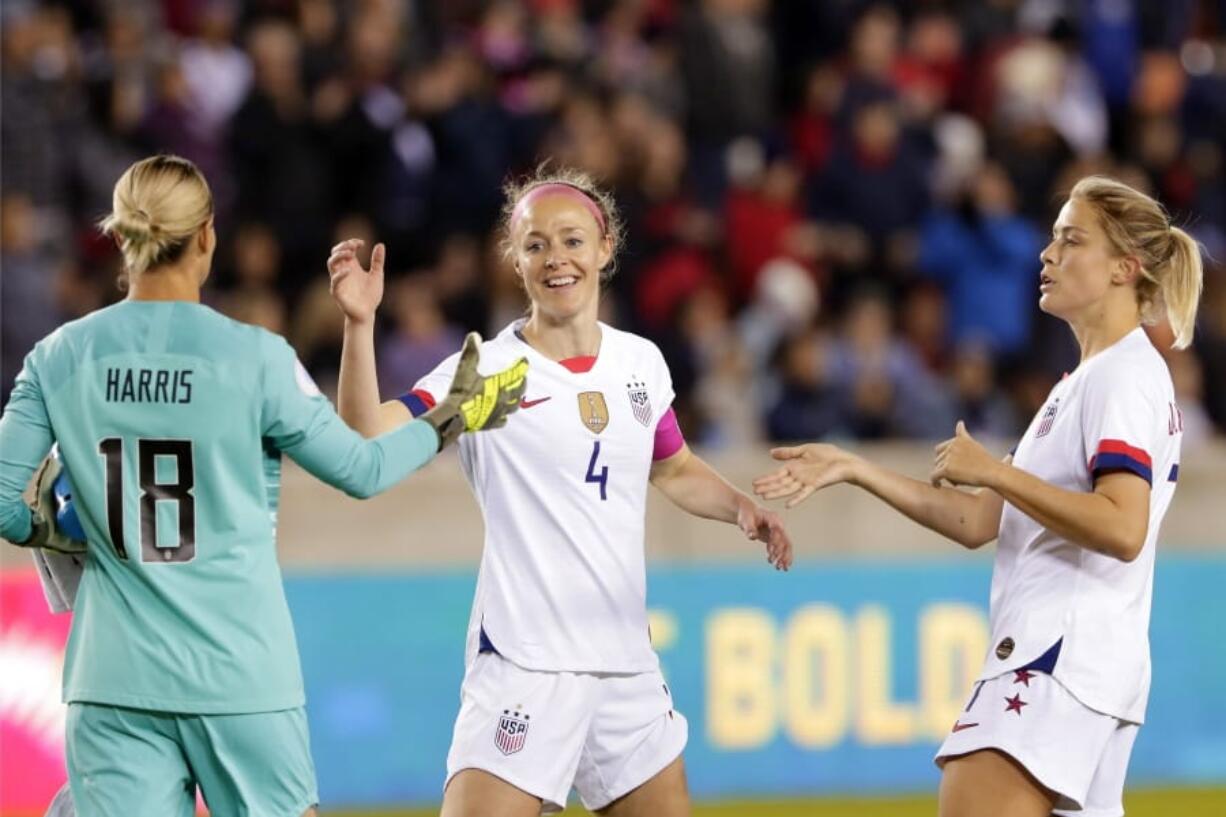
286;556;1226;807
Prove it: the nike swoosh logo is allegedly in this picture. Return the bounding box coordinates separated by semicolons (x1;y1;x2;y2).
951;721;979;733
519;397;552;409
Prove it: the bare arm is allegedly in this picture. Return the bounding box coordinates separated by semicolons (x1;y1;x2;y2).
651;444;792;570
855;458;1004;549
754;443;1004;549
932;421;1149;561
650;444;743;523
328;239;414;437
337;318;411;436
963;461;1147;561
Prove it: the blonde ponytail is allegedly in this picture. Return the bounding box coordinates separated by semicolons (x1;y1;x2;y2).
99;155;213;279
1069;175;1205;349
1162;226;1204;349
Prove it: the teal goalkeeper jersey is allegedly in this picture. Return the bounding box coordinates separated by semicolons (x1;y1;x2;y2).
0;300;441;713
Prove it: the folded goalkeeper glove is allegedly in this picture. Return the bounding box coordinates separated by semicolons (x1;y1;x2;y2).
19;454;88;554
421;332;529;451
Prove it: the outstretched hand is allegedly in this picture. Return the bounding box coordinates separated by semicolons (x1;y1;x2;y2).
420;333;529;451
736;498;793;571
752;443;859;508
453;334;529;434
327;238;385;324
930;421;1001;488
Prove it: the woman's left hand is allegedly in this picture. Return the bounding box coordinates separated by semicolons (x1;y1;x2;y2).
737;498;793;571
931;421;1002;488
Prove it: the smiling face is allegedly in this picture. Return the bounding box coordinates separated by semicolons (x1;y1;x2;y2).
511;191;612;324
1038;197;1135;321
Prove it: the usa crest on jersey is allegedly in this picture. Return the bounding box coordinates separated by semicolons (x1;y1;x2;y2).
627;379;652;426
1036;398;1059;437
495;709;530;755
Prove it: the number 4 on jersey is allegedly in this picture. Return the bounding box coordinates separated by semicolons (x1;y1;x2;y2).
586;441;609;501
99;438;197;562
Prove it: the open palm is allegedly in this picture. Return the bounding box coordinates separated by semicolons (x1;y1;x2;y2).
753;443;859;508
327;238;385;323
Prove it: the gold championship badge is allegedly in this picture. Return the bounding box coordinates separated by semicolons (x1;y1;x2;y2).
578;391;609;434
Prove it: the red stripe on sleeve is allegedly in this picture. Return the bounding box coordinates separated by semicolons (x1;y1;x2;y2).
1091;439;1151;469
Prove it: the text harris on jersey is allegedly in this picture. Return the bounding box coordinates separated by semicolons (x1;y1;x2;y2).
105;367;193;404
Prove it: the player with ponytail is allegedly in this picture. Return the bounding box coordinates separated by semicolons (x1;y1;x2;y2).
755;175;1203;817
0;155;524;817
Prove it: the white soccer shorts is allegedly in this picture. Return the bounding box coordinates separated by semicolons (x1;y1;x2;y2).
445;652;688;813
935;669;1139;817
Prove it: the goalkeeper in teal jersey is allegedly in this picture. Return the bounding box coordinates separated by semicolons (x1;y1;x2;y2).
0;155;527;817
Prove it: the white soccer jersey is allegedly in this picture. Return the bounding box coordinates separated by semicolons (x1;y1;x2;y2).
412;320;675;673
985;328;1182;723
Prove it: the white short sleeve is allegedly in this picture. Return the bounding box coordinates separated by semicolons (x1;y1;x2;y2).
395;351;461;416
1080;364;1161;486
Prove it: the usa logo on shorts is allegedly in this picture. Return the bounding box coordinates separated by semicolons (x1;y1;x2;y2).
1035;399;1059;437
627;379;652;426
494;709;530;755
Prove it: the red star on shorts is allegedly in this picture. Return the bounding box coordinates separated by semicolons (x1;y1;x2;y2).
1013;669;1035;687
1004;693;1028;715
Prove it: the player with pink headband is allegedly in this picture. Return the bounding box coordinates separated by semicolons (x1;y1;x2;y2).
327;166;792;817
510;182;608;233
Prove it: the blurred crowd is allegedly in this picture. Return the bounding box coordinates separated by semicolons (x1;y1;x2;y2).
4;0;1226;445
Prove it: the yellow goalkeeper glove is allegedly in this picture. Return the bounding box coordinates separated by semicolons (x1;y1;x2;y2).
421;332;529;450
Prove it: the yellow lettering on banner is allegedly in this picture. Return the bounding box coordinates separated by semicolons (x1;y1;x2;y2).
706;609;776;749
782;604;849;748
648;609;679;652
855;605;916;744
919;603;989;739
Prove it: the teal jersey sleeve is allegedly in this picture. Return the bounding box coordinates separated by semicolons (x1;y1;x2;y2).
258;333;440;497
0;352;54;543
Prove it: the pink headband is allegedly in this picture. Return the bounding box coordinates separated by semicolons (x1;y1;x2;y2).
510;183;606;235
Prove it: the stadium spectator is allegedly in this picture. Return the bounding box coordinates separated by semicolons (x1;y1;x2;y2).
917;162;1043;358
809;97;930;278
681;0;776;204
764;326;843;443
0;194;66;405
723;144;814;303
948;340;1020;440
377;276;465;399
230;19;335;289
826;287;953;440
